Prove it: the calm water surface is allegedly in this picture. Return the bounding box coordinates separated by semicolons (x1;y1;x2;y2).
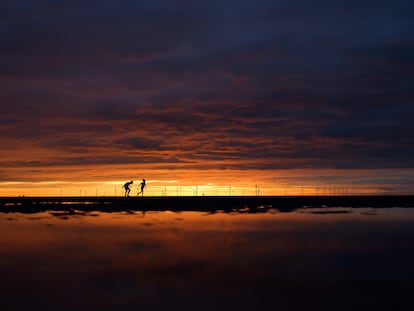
1;207;414;310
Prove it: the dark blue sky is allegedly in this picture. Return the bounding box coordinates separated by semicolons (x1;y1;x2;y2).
1;0;413;193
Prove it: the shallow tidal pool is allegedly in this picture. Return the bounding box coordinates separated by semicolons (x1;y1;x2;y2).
1;207;414;310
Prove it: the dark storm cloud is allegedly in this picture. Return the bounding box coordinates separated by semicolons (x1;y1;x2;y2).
1;0;413;173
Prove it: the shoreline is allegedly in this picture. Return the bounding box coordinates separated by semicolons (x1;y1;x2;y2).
1;195;414;213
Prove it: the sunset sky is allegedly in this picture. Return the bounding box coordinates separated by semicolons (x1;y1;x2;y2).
1;0;413;196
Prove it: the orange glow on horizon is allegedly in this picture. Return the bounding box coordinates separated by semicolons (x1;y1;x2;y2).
0;167;411;196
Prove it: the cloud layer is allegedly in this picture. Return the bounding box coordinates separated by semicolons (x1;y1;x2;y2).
1;0;413;191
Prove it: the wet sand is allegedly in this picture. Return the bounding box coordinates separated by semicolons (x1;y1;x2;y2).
1;200;414;310
1;195;414;213
1;207;414;310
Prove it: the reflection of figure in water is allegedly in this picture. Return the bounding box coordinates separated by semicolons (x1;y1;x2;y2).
137;179;146;196
123;180;133;197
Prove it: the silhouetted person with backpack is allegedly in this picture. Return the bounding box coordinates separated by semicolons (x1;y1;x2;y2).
137;179;146;196
123;180;133;197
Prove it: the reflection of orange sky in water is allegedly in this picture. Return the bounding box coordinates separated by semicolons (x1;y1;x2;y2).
1;208;413;270
0;165;412;196
2;208;414;310
0;209;403;255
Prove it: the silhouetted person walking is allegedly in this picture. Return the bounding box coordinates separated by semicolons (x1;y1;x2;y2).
123;180;133;197
137;179;146;196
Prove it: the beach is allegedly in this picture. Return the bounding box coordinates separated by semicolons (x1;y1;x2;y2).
1;196;414;310
2;195;414;213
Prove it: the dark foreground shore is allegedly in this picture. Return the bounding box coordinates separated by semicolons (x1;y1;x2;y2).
2;196;414;311
1;195;414;213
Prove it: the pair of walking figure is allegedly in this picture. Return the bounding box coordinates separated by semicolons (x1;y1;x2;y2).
123;179;146;197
